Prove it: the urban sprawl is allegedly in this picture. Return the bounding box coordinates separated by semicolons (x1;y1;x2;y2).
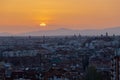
0;33;120;80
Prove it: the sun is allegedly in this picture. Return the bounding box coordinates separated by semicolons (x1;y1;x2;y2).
40;23;46;27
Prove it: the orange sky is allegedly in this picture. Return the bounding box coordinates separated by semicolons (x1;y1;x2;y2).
0;0;120;33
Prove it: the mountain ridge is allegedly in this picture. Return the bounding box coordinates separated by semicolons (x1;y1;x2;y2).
0;27;120;36
19;26;120;36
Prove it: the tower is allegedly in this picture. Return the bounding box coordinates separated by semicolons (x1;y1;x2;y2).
106;32;108;37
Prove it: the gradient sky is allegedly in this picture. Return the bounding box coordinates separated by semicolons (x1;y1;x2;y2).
0;0;120;33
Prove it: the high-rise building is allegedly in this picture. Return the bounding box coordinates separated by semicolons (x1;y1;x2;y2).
111;48;120;80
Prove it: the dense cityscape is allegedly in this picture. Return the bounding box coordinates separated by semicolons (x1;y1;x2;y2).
0;33;120;80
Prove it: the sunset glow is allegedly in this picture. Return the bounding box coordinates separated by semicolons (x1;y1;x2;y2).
40;23;46;27
0;0;120;33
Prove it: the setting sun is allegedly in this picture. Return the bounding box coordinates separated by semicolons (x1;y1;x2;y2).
40;23;46;27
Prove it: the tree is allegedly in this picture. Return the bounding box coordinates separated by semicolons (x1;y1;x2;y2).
85;66;102;80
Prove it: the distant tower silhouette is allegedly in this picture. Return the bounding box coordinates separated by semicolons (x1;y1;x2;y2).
28;36;31;39
100;34;103;37
78;33;81;37
73;34;77;39
106;32;108;37
113;34;115;37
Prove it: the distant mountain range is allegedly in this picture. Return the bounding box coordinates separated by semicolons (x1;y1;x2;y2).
0;32;12;36
0;27;120;36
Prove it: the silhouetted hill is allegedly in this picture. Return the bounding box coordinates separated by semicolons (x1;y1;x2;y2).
0;32;12;36
19;27;120;36
1;27;120;36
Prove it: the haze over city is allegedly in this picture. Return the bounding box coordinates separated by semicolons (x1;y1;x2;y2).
0;0;120;34
1;0;120;80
